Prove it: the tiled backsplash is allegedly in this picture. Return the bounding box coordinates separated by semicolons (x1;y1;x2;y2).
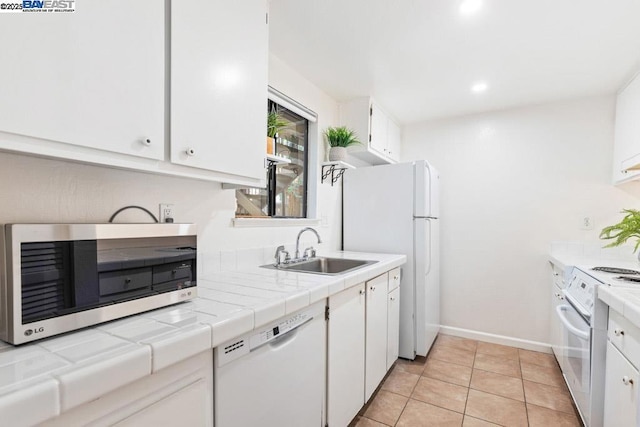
201;239;329;275
550;240;638;261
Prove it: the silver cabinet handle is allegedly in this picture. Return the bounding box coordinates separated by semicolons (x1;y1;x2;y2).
614;328;625;336
390;297;396;301
554;292;564;300
186;148;196;156
142;138;152;146
393;275;399;281
359;289;365;295
622;376;634;386
370;285;376;291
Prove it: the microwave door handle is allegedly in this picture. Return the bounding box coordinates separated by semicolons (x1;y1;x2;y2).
556;305;590;340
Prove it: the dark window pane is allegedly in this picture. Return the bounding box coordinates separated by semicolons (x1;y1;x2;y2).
235;100;308;218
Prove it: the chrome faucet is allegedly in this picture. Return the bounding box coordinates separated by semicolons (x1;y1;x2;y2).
295;227;322;260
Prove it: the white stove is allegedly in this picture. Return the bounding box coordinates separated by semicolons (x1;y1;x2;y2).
558;262;640;427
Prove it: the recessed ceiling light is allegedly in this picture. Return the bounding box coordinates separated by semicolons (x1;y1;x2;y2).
459;0;482;15
471;82;488;93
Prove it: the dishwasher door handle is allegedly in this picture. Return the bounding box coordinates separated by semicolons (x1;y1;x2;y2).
268;327;300;350
556;305;590;341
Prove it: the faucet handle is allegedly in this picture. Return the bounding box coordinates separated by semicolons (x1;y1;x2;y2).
274;245;290;266
303;246;316;259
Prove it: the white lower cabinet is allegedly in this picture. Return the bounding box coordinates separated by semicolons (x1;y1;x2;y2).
604;309;640;427
604;341;638;427
387;286;400;370
114;378;209;426
327;283;366;427
328;272;397;426
40;350;213;427
365;274;389;401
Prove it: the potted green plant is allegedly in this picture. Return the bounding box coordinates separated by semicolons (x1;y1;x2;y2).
600;209;640;259
324;126;361;161
267;111;287;155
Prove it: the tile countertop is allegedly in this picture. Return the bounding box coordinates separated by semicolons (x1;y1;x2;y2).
0;251;406;426
599;287;640;330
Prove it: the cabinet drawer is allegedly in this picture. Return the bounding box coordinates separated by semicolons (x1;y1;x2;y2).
608;310;640;369
389;268;401;292
100;268;152;296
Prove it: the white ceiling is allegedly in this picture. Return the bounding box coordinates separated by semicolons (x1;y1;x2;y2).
269;0;640;124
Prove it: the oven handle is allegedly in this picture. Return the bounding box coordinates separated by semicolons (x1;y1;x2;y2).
556;305;590;341
562;291;591;320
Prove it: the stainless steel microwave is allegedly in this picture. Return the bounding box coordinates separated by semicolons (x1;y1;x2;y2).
0;223;197;344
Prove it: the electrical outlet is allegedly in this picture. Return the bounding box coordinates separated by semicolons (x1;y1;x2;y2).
580;216;594;230
159;204;174;223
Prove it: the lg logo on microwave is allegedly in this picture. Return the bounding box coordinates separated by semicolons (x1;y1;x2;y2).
24;327;44;336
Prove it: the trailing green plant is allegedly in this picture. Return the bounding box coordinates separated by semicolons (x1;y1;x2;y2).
324;126;361;148
600;209;640;252
267;111;288;138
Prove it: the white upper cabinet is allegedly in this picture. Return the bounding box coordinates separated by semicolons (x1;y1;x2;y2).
0;1;165;160
171;0;268;181
613;71;640;183
340;97;401;165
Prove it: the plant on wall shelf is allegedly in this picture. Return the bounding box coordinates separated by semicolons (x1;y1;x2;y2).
324;126;361;161
600;209;640;255
266;111;288;155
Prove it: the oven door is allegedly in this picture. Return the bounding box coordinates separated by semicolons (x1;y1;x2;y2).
556;299;591;425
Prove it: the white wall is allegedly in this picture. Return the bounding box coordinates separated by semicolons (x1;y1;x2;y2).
402;96;640;343
0;53;342;274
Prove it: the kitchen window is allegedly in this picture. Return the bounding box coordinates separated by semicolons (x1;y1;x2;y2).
235;95;311;218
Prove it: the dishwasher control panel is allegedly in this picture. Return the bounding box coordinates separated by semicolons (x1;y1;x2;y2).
214;301;324;368
249;312;310;350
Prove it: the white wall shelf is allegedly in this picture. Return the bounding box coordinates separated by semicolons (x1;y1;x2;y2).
321;161;355;186
266;154;292;167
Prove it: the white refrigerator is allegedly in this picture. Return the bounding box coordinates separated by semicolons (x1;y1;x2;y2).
343;160;440;360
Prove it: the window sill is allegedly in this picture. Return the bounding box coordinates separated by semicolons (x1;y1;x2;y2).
232;218;321;228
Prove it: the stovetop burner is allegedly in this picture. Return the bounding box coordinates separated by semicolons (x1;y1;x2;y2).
592;266;640;275
615;276;640;283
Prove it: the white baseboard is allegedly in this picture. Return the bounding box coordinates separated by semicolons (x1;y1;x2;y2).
439;326;552;354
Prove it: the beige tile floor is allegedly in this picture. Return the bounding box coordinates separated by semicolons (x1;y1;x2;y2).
351;334;583;427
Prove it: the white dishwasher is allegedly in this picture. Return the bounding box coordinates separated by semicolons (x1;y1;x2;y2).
214;301;326;427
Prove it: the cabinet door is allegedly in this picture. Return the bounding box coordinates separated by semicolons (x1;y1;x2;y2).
39;350;213;427
369;103;388;156
604;341;639;427
613;73;640;183
328;283;366;427
387;287;400;371
549;283;565;371
115;379;209;427
387;119;402;162
365;274;389;402
171;0;268;180
0;1;164;160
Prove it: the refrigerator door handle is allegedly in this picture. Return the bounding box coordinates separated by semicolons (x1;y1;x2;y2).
424;219;432;276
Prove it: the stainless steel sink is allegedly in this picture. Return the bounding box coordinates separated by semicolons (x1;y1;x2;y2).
261;257;377;275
